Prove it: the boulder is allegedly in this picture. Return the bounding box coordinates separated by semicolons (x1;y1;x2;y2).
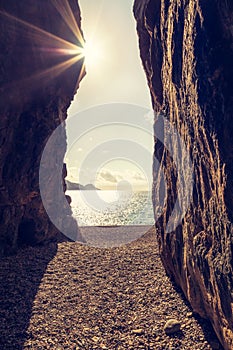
134;1;233;349
0;0;86;253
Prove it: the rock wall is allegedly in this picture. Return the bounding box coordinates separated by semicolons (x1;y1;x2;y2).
0;0;85;255
134;0;233;349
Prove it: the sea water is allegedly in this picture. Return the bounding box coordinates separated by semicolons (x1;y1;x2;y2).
67;190;155;226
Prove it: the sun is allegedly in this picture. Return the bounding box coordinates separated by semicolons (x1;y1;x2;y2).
82;40;104;69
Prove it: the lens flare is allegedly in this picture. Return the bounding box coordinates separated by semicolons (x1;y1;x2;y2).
0;1;86;91
51;0;85;47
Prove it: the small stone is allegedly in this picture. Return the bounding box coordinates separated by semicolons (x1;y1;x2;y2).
164;319;181;335
185;319;192;326
187;312;193;318
92;336;99;343
131;329;144;335
83;327;90;331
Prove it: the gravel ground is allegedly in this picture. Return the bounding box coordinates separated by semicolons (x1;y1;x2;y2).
79;225;153;248
0;227;223;349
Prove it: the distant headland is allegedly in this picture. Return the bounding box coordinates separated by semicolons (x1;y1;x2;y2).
66;180;100;191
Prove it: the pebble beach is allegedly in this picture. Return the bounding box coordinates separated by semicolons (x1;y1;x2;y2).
0;226;222;349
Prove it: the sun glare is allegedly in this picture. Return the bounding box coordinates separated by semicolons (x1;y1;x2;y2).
0;0;87;90
82;40;104;69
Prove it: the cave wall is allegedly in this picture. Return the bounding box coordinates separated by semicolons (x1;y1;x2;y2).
134;0;233;349
0;0;85;254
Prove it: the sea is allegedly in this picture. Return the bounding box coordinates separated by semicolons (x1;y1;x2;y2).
67;190;155;227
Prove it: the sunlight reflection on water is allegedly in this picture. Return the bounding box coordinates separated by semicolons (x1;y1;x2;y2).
67;190;155;227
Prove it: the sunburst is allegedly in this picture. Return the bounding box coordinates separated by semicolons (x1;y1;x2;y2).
0;1;86;90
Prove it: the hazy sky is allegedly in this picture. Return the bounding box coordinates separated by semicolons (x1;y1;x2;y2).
69;0;151;111
66;0;153;190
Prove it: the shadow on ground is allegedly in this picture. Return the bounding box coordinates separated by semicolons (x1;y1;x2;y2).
169;278;224;349
0;243;58;350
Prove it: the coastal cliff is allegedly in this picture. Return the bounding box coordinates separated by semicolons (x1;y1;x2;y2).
0;1;85;254
134;0;233;349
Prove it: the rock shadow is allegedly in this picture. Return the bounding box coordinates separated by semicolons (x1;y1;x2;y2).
169;277;224;349
0;243;58;350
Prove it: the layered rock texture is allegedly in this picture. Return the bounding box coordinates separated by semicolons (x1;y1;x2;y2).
0;1;85;254
134;0;233;349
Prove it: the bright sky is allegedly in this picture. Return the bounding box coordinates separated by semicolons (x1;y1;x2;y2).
66;0;153;191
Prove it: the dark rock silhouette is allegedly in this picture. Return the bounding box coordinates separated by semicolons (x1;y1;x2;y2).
66;180;83;190
134;0;233;349
0;243;58;350
66;180;100;191
0;0;86;254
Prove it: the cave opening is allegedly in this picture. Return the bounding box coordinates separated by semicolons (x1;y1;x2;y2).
0;1;232;348
65;1;155;240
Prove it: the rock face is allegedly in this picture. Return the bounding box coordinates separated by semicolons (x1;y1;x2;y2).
0;1;85;254
134;1;233;349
